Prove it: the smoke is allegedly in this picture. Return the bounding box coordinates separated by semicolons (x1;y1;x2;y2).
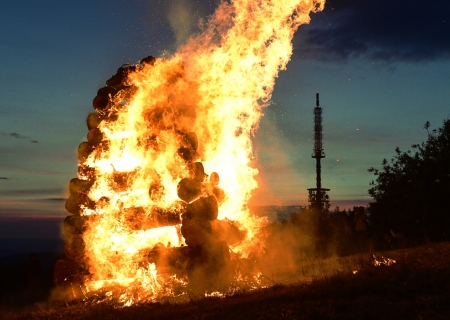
166;0;197;48
257;209;315;275
251;115;308;206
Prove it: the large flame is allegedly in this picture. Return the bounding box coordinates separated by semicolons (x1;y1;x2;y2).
71;0;325;303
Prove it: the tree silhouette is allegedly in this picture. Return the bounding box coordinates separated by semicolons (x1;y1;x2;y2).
368;119;450;244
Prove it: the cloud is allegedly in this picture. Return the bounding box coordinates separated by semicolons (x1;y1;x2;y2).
0;188;63;197
2;132;38;143
0;177;9;180
43;197;66;202
295;0;450;63
9;132;26;139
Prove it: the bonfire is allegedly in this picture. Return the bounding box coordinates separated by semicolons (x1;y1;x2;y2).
56;0;326;305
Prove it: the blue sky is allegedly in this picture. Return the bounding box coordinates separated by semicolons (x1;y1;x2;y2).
1;0;449;228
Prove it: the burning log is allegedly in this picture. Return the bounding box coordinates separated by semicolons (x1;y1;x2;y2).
69;178;94;195
176;131;198;162
122;206;146;230
63;215;88;237
148;180;164;201
86;112;104;130
87;128;104;144
77;141;94;161
140;55;156;66
180;217;212;247
181;132;198;151
186;195;218;221
65;193;94;215
177;147;197;162
111;170;137;191
123;206;184;230
177;178;201;203
64;235;85;260
92;92;111;112
149;206;183;228
210;172;220;185
93;85;129;113
189;162;206;182
106;64;137;88
78;164;95;180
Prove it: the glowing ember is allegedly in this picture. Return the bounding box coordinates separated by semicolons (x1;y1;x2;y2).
372;255;396;267
61;0;326;303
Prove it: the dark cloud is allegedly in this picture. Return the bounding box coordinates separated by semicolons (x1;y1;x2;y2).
2;132;38;143
0;188;62;197
296;0;450;62
9;132;26;139
0;177;9;180
44;198;66;202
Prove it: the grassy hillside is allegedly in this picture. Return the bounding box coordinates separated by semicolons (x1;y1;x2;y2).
2;242;450;319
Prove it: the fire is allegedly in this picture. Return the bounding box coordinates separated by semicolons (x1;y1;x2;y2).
61;0;325;303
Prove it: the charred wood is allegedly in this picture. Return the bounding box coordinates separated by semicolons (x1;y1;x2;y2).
122;205;184;230
63;215;88;237
180;217;212;247
69;178;94;195
185;195;218;221
183;132;198;151
177;147;197;162
189;162;206;182
140;55;156;66
78;164;95;180
177;178;201;203
86;112;104;130
106;64;137;88
77;142;94;161
87;128;104;144
93;92;111;112
65;193;95;215
64;235;85;260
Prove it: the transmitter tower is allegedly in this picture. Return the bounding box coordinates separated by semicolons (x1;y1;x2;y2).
307;93;330;210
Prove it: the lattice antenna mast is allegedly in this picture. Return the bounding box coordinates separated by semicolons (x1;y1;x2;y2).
308;93;330;210
313;93;324;160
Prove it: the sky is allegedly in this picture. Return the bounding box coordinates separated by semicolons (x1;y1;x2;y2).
1;0;449;246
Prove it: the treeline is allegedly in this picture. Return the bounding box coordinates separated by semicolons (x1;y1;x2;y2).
368;119;450;245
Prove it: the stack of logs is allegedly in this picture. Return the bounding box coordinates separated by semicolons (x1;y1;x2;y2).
56;55;245;292
56;57;156;287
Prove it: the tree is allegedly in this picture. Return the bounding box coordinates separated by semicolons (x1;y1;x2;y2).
368;119;450;244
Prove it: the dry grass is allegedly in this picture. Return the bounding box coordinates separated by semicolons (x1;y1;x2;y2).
2;242;450;319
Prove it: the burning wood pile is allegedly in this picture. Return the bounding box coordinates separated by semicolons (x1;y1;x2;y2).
54;0;325;304
56;57;246;298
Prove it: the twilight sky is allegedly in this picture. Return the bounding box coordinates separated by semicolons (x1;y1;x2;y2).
1;0;450;228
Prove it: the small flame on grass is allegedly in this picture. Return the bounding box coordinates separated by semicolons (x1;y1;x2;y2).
372;255;396;267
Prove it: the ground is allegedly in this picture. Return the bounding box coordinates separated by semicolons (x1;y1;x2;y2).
1;242;450;319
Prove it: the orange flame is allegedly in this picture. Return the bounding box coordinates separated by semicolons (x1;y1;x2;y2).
74;0;325;303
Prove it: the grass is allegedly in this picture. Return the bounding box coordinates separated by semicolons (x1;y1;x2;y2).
2;242;450;319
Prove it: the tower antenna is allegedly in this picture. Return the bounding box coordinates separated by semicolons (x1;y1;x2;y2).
307;93;330;210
